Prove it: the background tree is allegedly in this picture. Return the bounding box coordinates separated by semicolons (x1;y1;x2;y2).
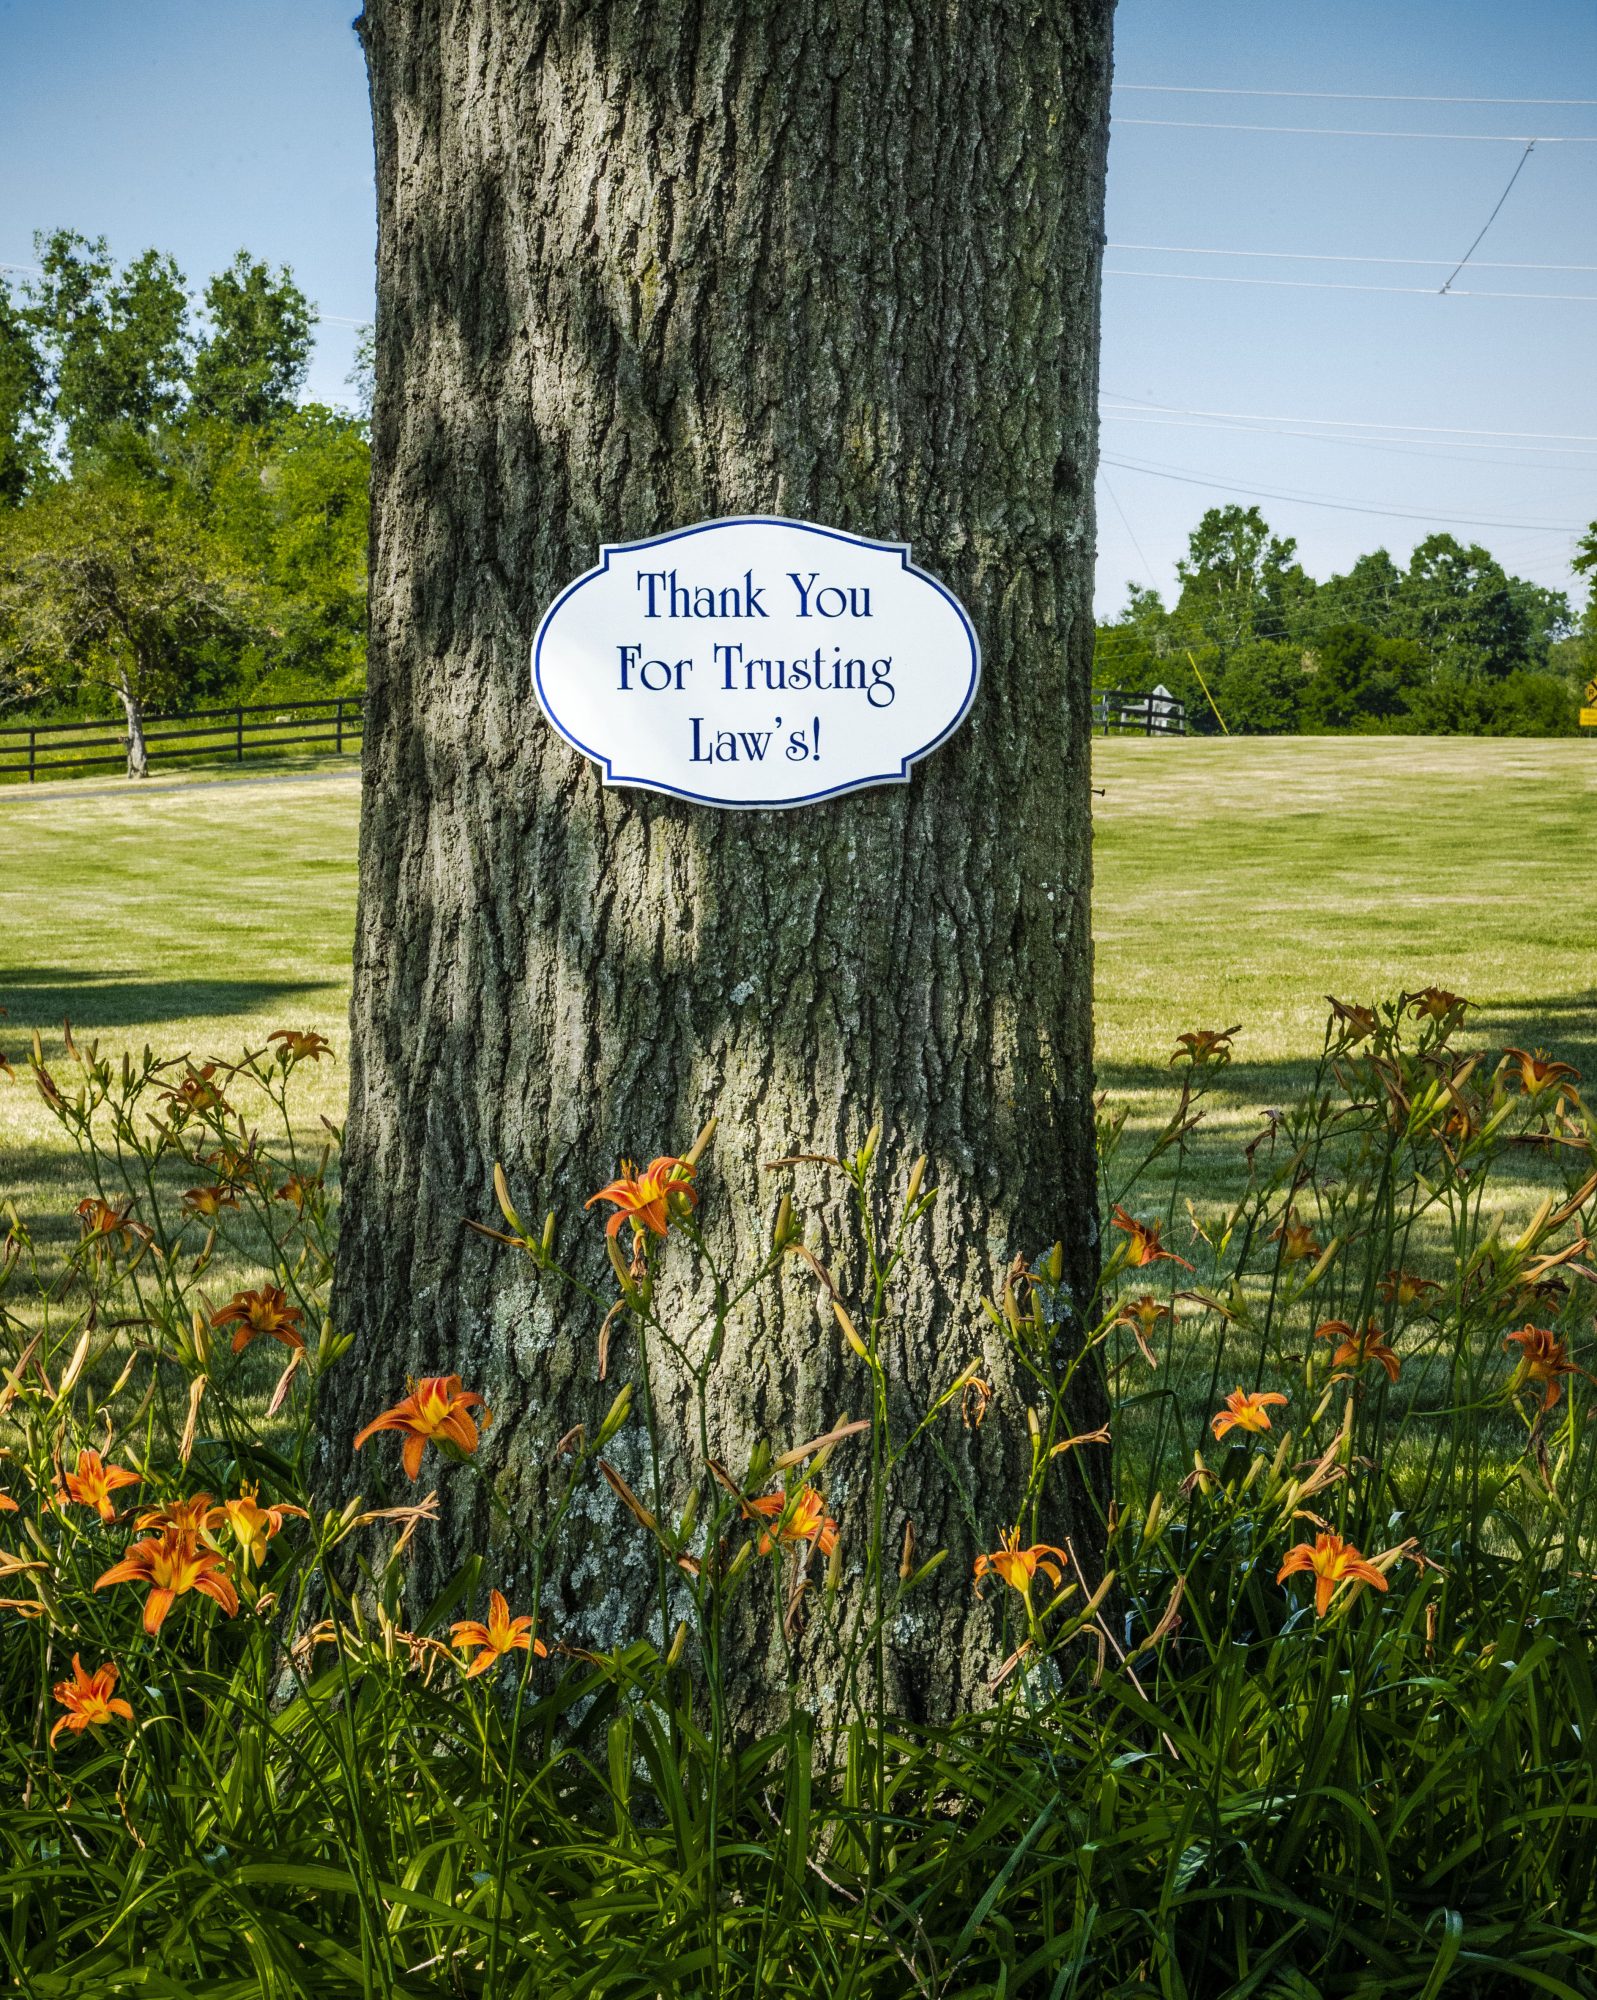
0;477;252;774
29;229;191;467
189;252;316;429
0;287;49;506
321;0;1116;1722
1174;503;1310;657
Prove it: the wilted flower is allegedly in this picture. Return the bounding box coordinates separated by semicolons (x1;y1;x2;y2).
1171;1025;1239;1068
961;1373;995;1427
1503;1324;1578;1409
748;1485;839;1558
586;1156;698;1240
1111;1207;1193;1272
1501;1048;1581;1105
1326;996;1378;1044
1277;1532;1389;1617
59;1448;141;1524
1315;1317;1401;1383
449;1589;547;1678
973;1528;1069;1599
1269;1210;1322;1266
269;1029;332;1064
221;1483;308;1572
1378;1269;1443;1312
96;1527;239;1635
212;1286;306;1355
275;1172;322;1213
354;1375;492;1481
1115;1295;1169;1367
1211;1388;1288;1441
50;1656;133;1746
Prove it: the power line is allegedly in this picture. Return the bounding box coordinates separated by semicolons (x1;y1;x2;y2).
1101;408;1597;464
1104;267;1597;302
1099;452;1583;533
1115;117;1597;143
1114;85;1597;108
1108;242;1597;275
1099;393;1597;446
1438;140;1538;292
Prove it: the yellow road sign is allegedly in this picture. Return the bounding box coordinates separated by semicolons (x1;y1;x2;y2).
1586;678;1597;704
1582;707;1597;728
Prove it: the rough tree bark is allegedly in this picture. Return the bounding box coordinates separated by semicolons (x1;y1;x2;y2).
323;0;1115;1722
116;677;149;780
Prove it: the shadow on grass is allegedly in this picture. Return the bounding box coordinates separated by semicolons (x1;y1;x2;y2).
0;967;337;1037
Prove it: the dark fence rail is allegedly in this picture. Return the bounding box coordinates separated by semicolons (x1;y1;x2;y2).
0;697;365;782
1093;688;1187;737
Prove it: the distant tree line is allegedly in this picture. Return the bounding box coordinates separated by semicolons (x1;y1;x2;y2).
1097;504;1597;737
0;229;369;773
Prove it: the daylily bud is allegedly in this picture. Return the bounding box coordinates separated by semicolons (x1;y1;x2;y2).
834;1301;869;1360
597;1382;633;1447
666;1619;688;1668
190;1305;212;1368
493;1161;526;1238
685;1116;718;1169
772;1194;794;1252
677;1486;700;1542
1045;1241;1064;1286
723;1540;753;1586
899;1518;915;1579
903;1155;926;1210
541;1211;557;1257
607;1234;638;1302
1140;1492;1165;1548
826;1533;843;1593
859;1121;882;1171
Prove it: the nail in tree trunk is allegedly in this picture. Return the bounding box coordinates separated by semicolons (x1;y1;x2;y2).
323;0;1115;1722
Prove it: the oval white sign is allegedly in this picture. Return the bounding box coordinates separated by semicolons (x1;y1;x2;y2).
531;516;980;808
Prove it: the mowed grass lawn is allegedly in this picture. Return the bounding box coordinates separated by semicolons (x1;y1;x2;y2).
1;736;1592;1236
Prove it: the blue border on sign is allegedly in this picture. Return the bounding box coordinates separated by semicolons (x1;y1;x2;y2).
529;516;982;810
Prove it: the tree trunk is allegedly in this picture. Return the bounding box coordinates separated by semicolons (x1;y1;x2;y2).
118;678;148;780
324;0;1115;1723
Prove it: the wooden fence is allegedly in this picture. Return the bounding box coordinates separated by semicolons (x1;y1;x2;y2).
1093;688;1187;736
0;697;365;783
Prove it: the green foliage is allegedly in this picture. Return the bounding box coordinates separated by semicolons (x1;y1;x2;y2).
189;252;316;430
2;996;1595;1994
1098;509;1586;738
0;476;256;755
0;290;48;511
1216;636;1305;734
30;229;192;467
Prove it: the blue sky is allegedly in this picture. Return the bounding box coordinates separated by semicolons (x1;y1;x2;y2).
2;0;1592;616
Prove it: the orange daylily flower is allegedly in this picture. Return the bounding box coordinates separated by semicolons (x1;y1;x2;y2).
748;1485;839;1558
1269;1210;1321;1266
1502;1048;1580;1104
1211;1388;1288;1441
221;1483;308;1572
164;1065;230;1115
212;1285;306;1355
96;1527;239;1635
59;1448;141;1524
973;1528;1069;1599
1503;1324;1579;1409
449;1589;547;1679
586;1156;699;1240
0;1492;17;1513
1326;996;1378;1044
1171;1025;1239;1068
1315;1317;1402;1383
1115;1295;1169;1367
1408;987;1469;1025
1378;1269;1443;1311
182;1181;239;1219
275;1172;322;1213
50;1656;133;1747
1277;1531;1389;1617
136;1493;221;1537
75;1197;147;1256
1111;1207;1193;1272
354;1374;492;1481
269;1029;333;1063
